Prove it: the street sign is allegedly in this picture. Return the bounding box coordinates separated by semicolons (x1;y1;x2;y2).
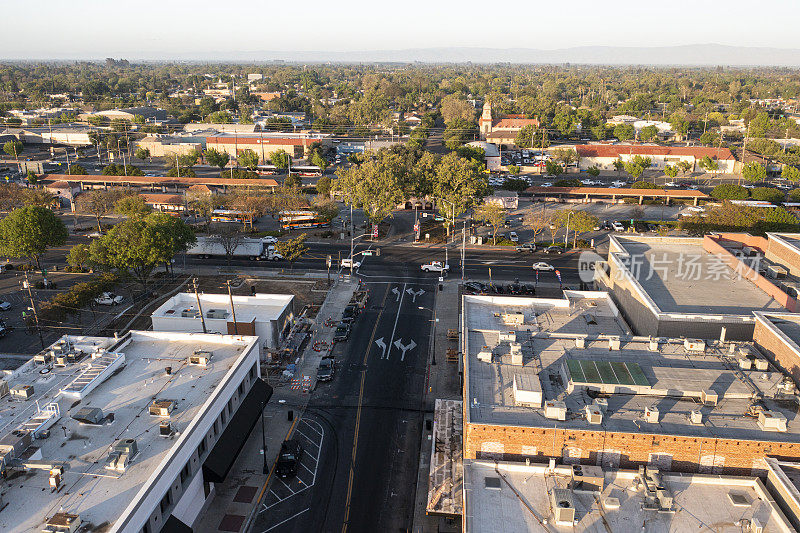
372;224;379;238
413;222;420;232
362;250;373;256
326;255;332;268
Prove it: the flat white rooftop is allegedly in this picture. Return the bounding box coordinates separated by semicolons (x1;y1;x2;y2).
464;460;795;532
0;331;259;532
463;295;800;442
152;292;293;324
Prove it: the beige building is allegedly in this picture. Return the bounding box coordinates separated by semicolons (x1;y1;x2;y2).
133;136;206;158
577;144;737;173
205;132;332;162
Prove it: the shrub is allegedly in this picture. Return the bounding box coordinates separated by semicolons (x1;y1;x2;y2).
711;183;749;200
630;181;658;189
554;178;581;187
750;187;785;204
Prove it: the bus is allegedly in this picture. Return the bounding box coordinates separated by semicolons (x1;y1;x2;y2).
256;164;278;175
288;165;323;177
211;209;246;223
279;210;330;230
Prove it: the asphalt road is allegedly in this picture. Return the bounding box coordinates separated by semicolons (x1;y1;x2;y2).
255;279;436;533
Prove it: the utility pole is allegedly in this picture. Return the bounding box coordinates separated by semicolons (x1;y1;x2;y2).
191;278;207;333
23;271;44;350
226;279;239;336
461;220;466;282
176;153;180;179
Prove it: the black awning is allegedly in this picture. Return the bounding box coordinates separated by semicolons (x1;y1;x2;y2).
160;515;193;533
202;378;272;484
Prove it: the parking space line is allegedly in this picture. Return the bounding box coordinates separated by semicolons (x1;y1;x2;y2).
299;420;323;437
277;476;293;491
299;461;315;476
261;508;310;533
295;429;317;444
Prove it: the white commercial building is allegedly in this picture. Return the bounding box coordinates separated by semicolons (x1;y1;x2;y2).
151;292;294;351
0;330;269;533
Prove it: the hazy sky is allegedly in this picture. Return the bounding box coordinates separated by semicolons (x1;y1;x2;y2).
3;0;800;59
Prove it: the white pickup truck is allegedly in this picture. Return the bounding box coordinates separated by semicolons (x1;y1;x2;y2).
95;292;123;306
421;261;450;273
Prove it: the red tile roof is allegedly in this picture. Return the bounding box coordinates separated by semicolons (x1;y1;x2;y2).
525;186;708;198
141;193;184;205
492;117;540;129
42;174;279;188
576;144;735;160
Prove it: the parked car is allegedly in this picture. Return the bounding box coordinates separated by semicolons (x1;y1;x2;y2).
276;439;304;478
490;284;505;294
334;323;351;342
94;292;123;306
0;301;11;311
544;246;563;254
463;281;489;294
532;262;555;271
262;236;278;244
341;304;359;323
515;243;536;252
341;258;361;269
317;357;335;381
421;261;450;273
540;182;553;187
508;231;519;242
611;222;625;232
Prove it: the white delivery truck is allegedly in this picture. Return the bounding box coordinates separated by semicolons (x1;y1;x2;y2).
187;237;283;261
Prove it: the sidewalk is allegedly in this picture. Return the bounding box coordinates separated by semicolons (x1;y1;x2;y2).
411;278;463;533
194;278;359;533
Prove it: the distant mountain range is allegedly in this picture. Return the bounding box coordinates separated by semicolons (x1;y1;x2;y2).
9;44;800;66
161;44;800;66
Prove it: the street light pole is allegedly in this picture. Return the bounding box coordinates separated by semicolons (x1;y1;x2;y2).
419;305;437;366
564;211;573;248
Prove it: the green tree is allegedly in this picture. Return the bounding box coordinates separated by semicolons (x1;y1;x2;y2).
711;183;749;200
782;165;800;183
114;194;152;217
431;153;488;234
587;166;600;177
91;213;195;288
443;118;476;149
204;148;230;172
612;159;625;176
474;202;507;244
26;171;37;185
553;148;578;170
550;209;598;247
677;160;693;175
3;140;23;171
68;163;87;175
639;125;659;142
0;206;67;267
274;234;308;269
554;178;581;187
630;181;658;189
613;123;634;141
309;150;328;170
440;94;476;124
545;160;563;177
238;149;260;170
742;161;767;183
66;243;91;272
316;175;332;197
508;165;520;175
208;110;232;123
270;149;291;169
334;151;408;224
698;155;719;175
135;147;150;161
312;199;340;222
624;156;652;179
751;187;785;204
664;165;679;178
76;189;128;232
788;188;800;203
284;174;302;188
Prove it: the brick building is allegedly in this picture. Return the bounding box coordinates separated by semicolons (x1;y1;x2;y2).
462;292;800;477
204;132;332;162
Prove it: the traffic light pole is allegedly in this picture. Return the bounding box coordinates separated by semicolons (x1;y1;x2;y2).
23;271;44;350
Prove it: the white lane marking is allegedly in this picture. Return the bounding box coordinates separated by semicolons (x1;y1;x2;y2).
374;337;387;358
386;282;406;359
393;338;417;361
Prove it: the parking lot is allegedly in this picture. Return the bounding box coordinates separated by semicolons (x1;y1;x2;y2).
257;416;325;532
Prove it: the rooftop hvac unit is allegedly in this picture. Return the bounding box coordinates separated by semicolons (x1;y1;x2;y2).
593;398;608;412
54;351;83;367
159;421;174;437
754;358;769;371
9;384;34;400
501;312;525;325
544;400;567;421
780;376;797;394
585;405;603;425
509;343;523;366
0;429;32;458
571;465;604;492
106;438;138;472
758;410;788;432
42;513;82;533
656;489;674;510
149;399;176;417
34;352;52;364
649;338;659;352
750;518;764;533
684;339;706;353
206;308;229;319
575;337;586;349
689;410;703;424
608;337;620;350
513;374;542;408
550;488;576;525
644;405;659;423
767;265;788;279
477;349;493;363
739;358;752;370
700;389;718;406
180;307;200;318
499;331;516;342
189;350;213;367
71;407;104;425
